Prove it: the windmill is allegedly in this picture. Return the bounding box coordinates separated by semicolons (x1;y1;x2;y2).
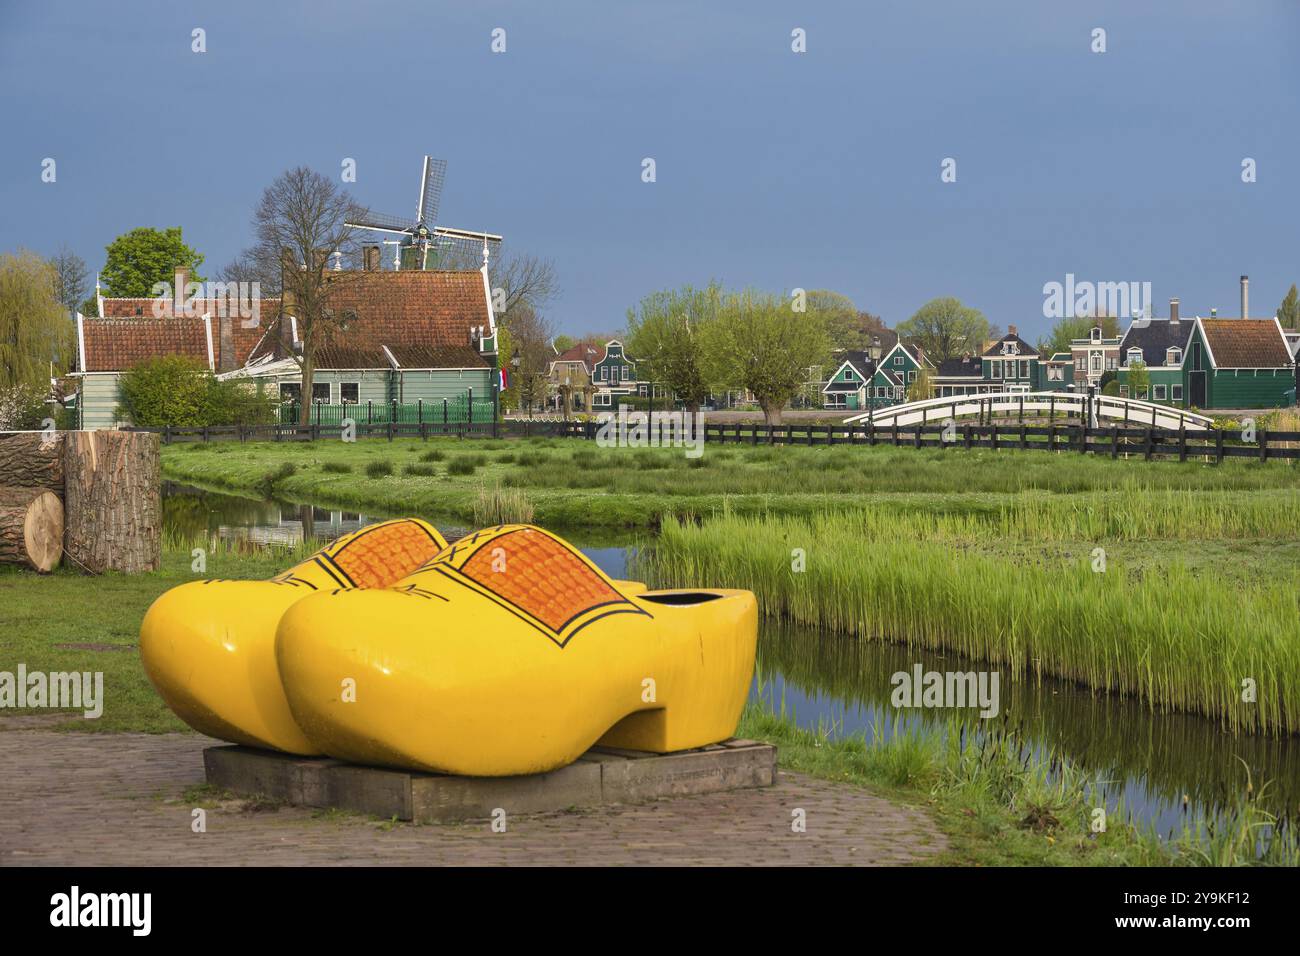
345;155;503;271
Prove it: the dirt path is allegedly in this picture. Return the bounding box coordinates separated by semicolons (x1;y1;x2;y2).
0;728;947;866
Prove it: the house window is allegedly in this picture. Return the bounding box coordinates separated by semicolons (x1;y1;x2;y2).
340;382;359;404
623;365;630;379
1091;327;1101;343
312;382;331;403
1106;356;1117;370
593;392;612;407
1119;385;1128;398
907;371;916;382
1171;384;1183;402
1153;384;1167;401
1138;387;1149;400
894;355;903;366
991;361;1002;379
1126;348;1143;366
1166;347;1182;366
279;383;300;404
1091;354;1101;372
875;386;887;398
1019;360;1029;378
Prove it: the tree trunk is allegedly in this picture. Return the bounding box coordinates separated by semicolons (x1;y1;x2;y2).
0;432;63;491
299;356;315;426
761;401;782;426
61;430;161;574
0;486;64;572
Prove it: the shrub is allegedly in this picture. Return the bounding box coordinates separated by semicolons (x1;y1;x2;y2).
365;460;394;478
404;463;438;477
419;449;446;462
116;355;277;427
447;457;478;476
321;461;352;474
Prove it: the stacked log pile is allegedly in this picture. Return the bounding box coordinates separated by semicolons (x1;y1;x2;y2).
0;430;160;574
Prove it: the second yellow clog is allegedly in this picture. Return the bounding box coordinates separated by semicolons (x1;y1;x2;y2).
276;524;758;776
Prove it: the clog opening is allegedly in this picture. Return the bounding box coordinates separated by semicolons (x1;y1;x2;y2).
637;592;725;606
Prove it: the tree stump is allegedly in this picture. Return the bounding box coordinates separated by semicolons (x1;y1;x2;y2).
62;430;161;574
0;432;63;491
0;486;64;572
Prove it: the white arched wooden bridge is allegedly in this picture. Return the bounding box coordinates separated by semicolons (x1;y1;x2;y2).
843;390;1213;431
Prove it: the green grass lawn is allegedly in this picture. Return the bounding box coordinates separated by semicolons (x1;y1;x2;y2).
160;436;1300;530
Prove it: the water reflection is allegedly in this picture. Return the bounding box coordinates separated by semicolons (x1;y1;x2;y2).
753;618;1300;835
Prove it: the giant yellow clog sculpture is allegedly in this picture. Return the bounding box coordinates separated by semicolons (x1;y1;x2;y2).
276;524;758;777
140;518;448;754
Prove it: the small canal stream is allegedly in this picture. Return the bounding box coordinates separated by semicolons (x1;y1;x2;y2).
164;481;1300;839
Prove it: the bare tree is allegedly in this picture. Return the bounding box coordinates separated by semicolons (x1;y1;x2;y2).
218;247;282;296
502;303;555;416
248;167;362;424
49;246;88;318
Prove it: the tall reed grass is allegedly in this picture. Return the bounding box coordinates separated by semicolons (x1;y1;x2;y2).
641;512;1300;734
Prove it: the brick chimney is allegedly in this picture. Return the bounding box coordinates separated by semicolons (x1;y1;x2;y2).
1240;275;1249;319
219;314;235;372
363;245;380;271
173;265;189;315
1169;297;1180;324
1008;324;1018;337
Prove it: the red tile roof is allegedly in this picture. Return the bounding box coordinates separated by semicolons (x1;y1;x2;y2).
80;316;211;372
551;341;606;371
84;270;490;374
249;270;489;364
1200;319;1293;368
98;296;278;369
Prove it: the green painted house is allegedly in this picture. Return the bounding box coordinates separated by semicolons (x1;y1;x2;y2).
1117;315;1294;409
822;344;926;410
931;328;1074;397
74;265;499;428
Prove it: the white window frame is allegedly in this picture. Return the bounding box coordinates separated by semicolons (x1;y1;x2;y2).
1153;384;1167;401
339;381;360;405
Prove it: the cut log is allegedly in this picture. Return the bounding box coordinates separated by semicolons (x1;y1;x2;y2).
0;432;63;491
62;430;161;574
0;486;64;572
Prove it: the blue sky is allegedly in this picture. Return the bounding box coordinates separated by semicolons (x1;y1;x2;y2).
2;0;1297;339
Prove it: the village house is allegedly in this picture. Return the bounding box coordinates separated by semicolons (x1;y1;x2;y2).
72;262;499;428
930;327;1074;398
822;342;928;410
1115;282;1296;409
546;338;638;411
1070;323;1121;387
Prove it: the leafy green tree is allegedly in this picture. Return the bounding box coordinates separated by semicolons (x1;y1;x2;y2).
1127;361;1150;399
626;283;721;412
906;365;934;402
805;289;889;352
702;289;830;425
100;227;205;298
895;297;989;361
552;334;575;353
1277;284;1299;330
1042;314;1121;356
1;250;72;389
496;326;516;412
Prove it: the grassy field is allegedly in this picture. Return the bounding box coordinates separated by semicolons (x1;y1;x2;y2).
160;436;1300;530
640;510;1300;734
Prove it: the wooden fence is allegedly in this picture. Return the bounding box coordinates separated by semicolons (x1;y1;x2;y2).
132;418;1300;462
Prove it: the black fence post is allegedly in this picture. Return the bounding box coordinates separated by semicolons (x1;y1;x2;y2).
1111;426;1119;459
468;387;474;436
1260;430;1268;462
1215;428;1225;464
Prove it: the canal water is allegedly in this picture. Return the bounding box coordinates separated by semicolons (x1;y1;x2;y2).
164;482;1300;839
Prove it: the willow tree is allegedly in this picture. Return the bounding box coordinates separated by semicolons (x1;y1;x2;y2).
625;283;721;413
0;251;71;427
703;289;830;425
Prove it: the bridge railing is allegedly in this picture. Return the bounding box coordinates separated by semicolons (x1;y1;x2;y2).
844;391;1213;431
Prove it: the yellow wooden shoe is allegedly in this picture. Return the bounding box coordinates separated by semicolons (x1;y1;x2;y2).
140;518;447;754
276;524;758;776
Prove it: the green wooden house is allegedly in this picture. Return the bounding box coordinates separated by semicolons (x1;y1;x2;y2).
1117;316;1294;409
74;266;499;428
932;328;1073;397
